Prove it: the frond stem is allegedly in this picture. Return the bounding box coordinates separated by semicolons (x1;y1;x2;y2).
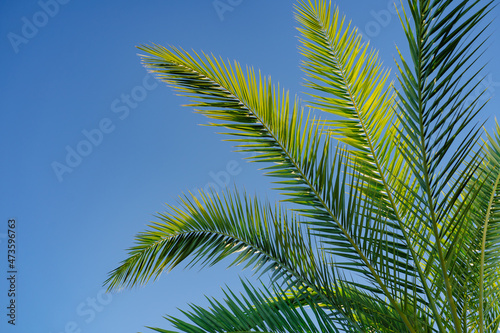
478;170;500;332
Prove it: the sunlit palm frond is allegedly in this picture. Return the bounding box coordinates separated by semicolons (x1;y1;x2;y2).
134;43;427;330
295;0;437;328
134;44;375;277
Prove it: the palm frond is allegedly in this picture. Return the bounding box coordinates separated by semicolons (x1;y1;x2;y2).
294;0;405;232
148;279;413;333
133;43;425;331
105;188;413;330
104;189;322;292
295;1;444;329
461;121;500;332
395;0;493;330
149;280;343;333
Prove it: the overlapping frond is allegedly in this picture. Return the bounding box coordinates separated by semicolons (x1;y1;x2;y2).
397;0;493;186
151;280;342;333
149;278;414;333
395;0;494;331
296;0;396;168
105;189;408;332
295;1;441;329
460;122;500;332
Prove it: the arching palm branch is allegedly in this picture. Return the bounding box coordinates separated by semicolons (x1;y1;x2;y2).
105;0;499;332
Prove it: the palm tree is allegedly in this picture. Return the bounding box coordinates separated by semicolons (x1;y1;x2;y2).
105;0;500;332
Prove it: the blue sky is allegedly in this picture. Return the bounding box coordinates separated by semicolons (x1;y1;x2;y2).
0;1;499;332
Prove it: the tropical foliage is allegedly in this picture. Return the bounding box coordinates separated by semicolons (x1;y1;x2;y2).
105;0;500;332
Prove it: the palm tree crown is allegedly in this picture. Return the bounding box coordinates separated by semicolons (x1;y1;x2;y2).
105;0;500;332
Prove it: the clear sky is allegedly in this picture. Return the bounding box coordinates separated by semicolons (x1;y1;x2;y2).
1;1;499;332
